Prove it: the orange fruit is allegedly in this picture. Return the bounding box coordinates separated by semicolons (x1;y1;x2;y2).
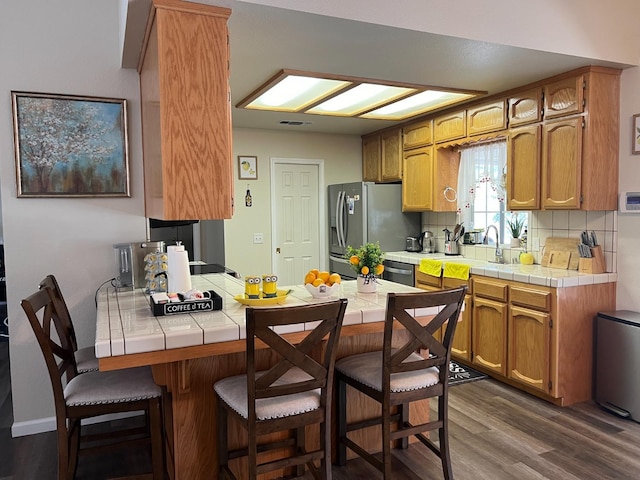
329;273;341;285
304;272;316;284
318;271;330;283
375;264;384;275
310;268;320;277
312;278;325;287
360;266;369;275
349;255;360;265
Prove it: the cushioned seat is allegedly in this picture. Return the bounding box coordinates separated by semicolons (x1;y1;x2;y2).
335;287;466;480
74;346;99;373
215;298;347;480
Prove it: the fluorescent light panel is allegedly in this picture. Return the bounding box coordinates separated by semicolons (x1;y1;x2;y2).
238;70;485;120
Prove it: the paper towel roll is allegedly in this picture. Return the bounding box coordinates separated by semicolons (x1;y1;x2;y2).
167;245;192;293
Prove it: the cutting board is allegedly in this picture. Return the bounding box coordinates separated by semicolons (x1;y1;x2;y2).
540;237;580;270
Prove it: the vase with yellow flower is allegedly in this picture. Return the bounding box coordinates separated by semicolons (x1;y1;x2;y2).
345;242;385;293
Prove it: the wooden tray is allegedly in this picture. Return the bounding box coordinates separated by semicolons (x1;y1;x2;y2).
540;237;580;270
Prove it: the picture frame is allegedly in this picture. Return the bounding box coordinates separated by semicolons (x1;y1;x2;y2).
238;155;258;180
633;113;640;155
11;91;130;197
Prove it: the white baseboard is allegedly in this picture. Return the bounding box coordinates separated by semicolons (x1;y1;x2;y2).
11;410;143;438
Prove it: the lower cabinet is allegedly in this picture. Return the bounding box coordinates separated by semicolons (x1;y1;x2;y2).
472;297;508;376
508;305;550;393
451;294;472;361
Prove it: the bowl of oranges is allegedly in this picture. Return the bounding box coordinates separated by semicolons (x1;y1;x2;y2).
304;269;341;298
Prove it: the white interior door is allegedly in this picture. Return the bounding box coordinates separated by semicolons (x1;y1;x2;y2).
271;159;324;286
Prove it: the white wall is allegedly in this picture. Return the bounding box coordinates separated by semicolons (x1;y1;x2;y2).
0;0;148;432
227;128;361;278
616;67;640;310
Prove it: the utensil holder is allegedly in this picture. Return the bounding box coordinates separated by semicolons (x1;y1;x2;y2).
578;245;605;274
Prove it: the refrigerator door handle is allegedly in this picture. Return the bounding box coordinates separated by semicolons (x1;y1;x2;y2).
331;256;350;265
339;190;348;247
337;190;345;247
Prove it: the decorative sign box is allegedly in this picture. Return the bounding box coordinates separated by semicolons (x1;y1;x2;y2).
150;290;223;316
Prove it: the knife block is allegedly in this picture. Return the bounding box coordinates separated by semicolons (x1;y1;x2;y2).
578;245;605;274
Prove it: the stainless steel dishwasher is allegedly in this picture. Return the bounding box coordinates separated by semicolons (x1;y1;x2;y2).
382;260;415;286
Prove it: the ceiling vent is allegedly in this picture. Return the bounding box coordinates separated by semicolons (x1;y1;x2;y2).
279;120;311;126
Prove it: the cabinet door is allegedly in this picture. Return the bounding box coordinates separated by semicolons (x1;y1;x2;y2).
381;128;402;182
451;294;472;361
362;134;381;182
544;75;584;119
507;125;541;210
508;87;542;127
542;117;583;209
467;100;507;136
403;120;433;149
434;110;466;143
402;146;433;211
508;306;551;393
472;297;507;375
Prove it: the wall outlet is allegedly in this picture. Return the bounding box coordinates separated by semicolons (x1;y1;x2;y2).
253;233;264;244
531;237;540;250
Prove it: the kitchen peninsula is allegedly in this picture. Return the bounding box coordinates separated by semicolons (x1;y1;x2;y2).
96;274;426;480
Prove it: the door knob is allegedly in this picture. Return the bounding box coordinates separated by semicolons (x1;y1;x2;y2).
276;247;281;254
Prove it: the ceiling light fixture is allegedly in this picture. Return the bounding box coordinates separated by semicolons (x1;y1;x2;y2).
237;69;486;121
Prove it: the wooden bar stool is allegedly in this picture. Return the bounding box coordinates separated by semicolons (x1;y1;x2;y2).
214;298;347;479
335;287;466;479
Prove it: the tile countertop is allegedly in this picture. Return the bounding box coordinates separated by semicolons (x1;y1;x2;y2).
95;273;425;359
384;251;617;288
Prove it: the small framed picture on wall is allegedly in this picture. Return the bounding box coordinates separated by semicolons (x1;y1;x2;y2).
633;114;640;155
238;155;258;179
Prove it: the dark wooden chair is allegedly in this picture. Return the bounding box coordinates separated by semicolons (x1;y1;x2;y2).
38;274;98;373
21;286;165;480
214;298;348;479
335;287;467;479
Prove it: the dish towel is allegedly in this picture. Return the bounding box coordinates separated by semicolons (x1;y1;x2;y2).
419;259;443;277
443;262;470;281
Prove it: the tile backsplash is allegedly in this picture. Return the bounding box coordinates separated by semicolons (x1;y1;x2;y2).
421;210;618;272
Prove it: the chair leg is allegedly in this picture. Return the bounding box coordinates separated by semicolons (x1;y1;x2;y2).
439;394;453;480
382;402;392;479
217;401;230;479
296;426;306;477
398;402;409;449
320;419;331;480
58;418;73;480
149;398;164;480
68;419;81;480
336;377;347;466
247;418;258;480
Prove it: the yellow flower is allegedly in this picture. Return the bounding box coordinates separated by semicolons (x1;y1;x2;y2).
361;266;369;275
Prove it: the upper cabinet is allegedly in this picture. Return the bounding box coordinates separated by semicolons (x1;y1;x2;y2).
362;128;402;183
507;125;541;210
544;75;585;119
467;100;507;136
434;110;466;143
508;87;542;127
139;0;233;220
403;119;433;150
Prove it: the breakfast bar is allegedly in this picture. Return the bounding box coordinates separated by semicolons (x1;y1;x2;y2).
96;274;427;480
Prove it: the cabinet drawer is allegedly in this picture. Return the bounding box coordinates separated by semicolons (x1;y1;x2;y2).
434;110;466;143
442;277;472;294
510;285;552;312
415;270;442;289
403;120;433;149
467;100;506;136
473;278;508;302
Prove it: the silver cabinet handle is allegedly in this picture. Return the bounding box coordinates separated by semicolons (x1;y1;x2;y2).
385;266;412;275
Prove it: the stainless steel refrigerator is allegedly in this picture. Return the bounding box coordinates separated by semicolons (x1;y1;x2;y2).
329;182;421;279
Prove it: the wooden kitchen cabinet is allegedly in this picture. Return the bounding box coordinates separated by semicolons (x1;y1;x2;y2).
381;128;403;182
362;133;381;182
508;87;542;127
508;305;551;394
544;75;584;119
466;99;507;136
402;146;433;211
541;117;583;209
434;110;466;143
472;296;508;376
139;0;233;220
451;294;472;361
403;119;433;149
507;124;541;210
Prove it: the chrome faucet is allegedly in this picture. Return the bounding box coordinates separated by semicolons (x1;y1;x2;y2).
483;225;504;263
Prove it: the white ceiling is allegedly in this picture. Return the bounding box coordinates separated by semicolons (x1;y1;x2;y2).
123;0;634;137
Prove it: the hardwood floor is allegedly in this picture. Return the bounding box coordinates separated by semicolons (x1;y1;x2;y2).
2;338;640;479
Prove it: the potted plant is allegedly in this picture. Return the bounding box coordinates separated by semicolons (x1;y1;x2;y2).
506;212;525;247
344;242;385;293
